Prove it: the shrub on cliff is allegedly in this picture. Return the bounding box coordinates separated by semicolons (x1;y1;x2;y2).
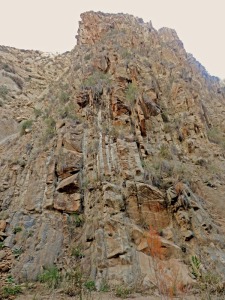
82;71;112;97
20;120;33;135
38;266;61;289
0;85;9;99
207;127;225;148
125;83;138;104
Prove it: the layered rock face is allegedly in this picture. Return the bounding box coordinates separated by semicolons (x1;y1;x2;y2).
1;11;225;293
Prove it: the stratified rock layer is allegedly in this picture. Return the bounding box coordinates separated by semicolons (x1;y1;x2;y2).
0;11;225;292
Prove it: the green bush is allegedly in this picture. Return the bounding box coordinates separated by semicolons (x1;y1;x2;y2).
100;280;110;292
44;117;56;140
12;247;23;258
190;255;201;278
115;286;132;298
198;271;223;295
125;83;138;103
59;90;70;103
142;158;188;187
6;275;15;284
70;213;84;227
58;102;77;120
20;120;33;135
84;280;96;292
63;268;84;297
13;226;22;234
3;285;22;297
71;247;84;259
82;71;112;96
38;266;61;289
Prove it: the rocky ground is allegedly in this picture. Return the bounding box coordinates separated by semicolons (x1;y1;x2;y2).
1;11;225;299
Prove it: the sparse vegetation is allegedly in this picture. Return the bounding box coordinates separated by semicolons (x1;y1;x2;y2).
59;90;70;103
115;286;132;298
3;73;24;89
190;255;201;278
84;53;91;61
2;63;15;73
121;49;132;59
0;85;9;99
63;270;81;297
109;124;128;140
17;158;26;167
38;266;61;289
33;108;42;118
100;280;110;292
42;116;56;141
207;127;225;148
159;144;172;159
1;16;225;300
74;64;81;71
147;227;185;299
161;111;170;123
13;226;22;234
142;156;192;187
67;213;84;240
62;268;84;299
84;280;96;292
2;285;22;297
45;116;56;132
71;247;84;259
189;255;223;296
20;120;33;135
58;101;78;120
6;275;15;284
69;212;84;227
163;123;172;133
82;71;112;97
199;271;222;294
144;158;173;185
13;75;24;89
0;276;22;298
125;83;138;103
12;247;23;258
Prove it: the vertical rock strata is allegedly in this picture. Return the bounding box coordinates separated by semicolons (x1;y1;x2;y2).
0;11;225;291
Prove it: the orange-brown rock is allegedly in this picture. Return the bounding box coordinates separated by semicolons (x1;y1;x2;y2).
0;220;6;232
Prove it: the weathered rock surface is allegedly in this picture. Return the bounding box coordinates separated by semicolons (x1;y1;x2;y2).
0;11;225;297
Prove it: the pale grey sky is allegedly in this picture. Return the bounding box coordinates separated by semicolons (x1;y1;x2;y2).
0;0;225;78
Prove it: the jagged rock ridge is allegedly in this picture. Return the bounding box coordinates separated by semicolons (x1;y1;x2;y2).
0;11;225;297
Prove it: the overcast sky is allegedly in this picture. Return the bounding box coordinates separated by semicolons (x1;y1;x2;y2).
0;0;225;78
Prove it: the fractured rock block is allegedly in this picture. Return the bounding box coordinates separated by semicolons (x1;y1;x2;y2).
56;174;80;194
0;220;7;232
54;193;81;213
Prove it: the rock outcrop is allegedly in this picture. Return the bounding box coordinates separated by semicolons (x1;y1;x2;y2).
0;11;225;297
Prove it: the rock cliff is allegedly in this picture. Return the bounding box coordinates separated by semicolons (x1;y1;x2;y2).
0;11;225;298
